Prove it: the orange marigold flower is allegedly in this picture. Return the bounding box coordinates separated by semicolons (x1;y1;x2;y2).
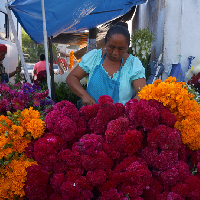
0;116;13;135
21;107;40;119
0;155;37;199
9;125;24;140
26;119;45;139
12;138;30;153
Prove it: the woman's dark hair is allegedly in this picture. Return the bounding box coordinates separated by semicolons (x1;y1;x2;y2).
105;22;130;46
40;53;45;61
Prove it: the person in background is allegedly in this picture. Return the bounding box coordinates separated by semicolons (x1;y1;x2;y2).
66;22;146;106
33;53;50;79
0;44;21;84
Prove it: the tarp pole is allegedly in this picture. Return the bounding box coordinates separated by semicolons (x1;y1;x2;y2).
48;37;56;102
87;28;97;53
41;0;51;97
5;4;31;83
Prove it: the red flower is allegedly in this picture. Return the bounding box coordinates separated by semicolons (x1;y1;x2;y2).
100;188;126;200
184;175;200;198
72;134;103;156
79;103;99;121
50;173;65;193
37;70;47;82
34;134;61;171
147;125;182;151
86;169;107;186
54;100;79;122
142;178;163;200
98;95;113;106
25;165;49;200
123;129;143;155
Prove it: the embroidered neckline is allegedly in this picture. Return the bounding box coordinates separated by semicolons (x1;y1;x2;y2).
99;49;131;80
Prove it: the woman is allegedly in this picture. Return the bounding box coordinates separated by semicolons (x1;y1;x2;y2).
0;44;21;83
66;23;146;106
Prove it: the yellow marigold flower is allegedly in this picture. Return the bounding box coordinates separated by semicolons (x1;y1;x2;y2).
26;119;45;139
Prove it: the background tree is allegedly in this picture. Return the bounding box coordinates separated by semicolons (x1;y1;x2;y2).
22;29;57;63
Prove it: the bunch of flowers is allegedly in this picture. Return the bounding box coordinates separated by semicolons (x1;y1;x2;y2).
186;84;200;104
22;95;200;200
36;70;47;83
0;107;45;199
0;82;54;119
131;28;155;79
139;76;200;150
69;51;74;69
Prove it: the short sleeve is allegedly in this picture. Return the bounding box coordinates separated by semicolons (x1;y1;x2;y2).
128;55;146;83
33;63;37;71
79;49;101;73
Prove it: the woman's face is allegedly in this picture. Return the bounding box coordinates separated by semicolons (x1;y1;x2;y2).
105;34;129;62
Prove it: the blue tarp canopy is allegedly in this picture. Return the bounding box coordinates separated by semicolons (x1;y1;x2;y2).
9;0;146;44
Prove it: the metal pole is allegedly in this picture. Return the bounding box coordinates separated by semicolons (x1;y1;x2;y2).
87;28;97;53
41;0;51;97
49;37;56;102
5;4;31;83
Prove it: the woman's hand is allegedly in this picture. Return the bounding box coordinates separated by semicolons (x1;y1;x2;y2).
82;93;96;106
16;66;21;73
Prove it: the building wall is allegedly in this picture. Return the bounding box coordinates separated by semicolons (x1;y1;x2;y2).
132;0;200;80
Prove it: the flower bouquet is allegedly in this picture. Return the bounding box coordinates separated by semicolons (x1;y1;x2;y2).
0;82;54;119
33;70;48;91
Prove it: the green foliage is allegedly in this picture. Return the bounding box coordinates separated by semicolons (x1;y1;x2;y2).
54;82;84;106
130;28;155;80
14;61;24;84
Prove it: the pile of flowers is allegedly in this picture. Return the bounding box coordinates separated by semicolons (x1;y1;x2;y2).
0;82;54;119
139;76;200;150
21;90;200;199
0;107;45;199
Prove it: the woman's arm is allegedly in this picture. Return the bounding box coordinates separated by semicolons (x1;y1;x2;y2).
132;77;146;101
9;66;21;78
66;65;96;105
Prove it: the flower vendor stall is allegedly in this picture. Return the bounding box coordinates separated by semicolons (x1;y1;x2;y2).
1;77;200;199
